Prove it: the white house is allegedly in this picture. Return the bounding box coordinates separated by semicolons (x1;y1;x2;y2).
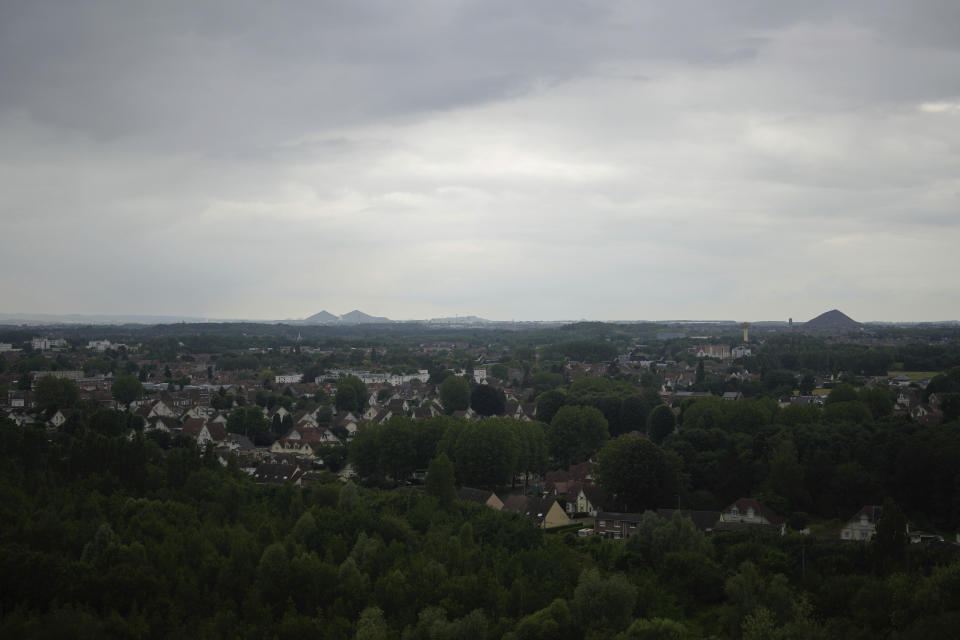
841;505;882;541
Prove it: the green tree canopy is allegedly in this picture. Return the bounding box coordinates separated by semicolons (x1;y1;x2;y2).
548;405;609;468
425;453;456;509
535;389;567;425
471;384;506;416
647;405;676;443
572;568;637;633
440;375;470;414
594;434;681;512
35;375;79;413
451;419;520;488
335;375;368;412
335;385;358;412
111;374;144;408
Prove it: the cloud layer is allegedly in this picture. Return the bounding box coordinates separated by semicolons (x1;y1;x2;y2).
2;1;959;321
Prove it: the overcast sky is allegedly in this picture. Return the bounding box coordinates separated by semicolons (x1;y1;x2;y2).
2;1;959;322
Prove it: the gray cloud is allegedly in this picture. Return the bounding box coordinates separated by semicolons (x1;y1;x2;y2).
1;1;959;321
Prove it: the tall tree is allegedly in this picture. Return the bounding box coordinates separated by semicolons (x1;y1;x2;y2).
471;384;506;416
34;375;79;413
875;498;907;559
426;453;456;509
451;419;519;488
440;375;470;414
334;384;359;412
548;406;609;468
594;434;681;512
535;389;567;425
647;405;677;443
111;374;144;409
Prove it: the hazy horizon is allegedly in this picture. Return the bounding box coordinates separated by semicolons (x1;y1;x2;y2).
0;308;956;326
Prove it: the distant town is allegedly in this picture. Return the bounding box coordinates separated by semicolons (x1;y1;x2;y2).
3;308;960;636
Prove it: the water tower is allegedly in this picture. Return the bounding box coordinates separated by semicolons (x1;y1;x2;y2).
740;322;751;343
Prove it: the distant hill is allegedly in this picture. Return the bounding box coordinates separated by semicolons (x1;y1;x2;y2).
304;310;339;324
339;310;392;324
301;310;393;324
804;309;860;332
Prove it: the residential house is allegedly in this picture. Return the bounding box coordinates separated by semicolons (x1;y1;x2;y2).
182;405;216;421
224;433;255;453
252;463;304;486
48;410;67;429
148;399;177;419
595;511;644;539
572;484;606;516
181;417;206;436
146;416;179;434
371;408;393;424
911;404;941;424
503;495;570;529
181;417;226;445
716;498;785;535
271;426;341;459
411;406;437;420
841;505;882;541
6;411;36;427
457;487;504;510
8;390;29;409
890;374;912;388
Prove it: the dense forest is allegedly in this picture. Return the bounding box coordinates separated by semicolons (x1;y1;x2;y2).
4;322;960;637
3;406;960;638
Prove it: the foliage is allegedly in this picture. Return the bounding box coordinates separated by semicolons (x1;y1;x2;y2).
535;390;566;425
335;376;368;412
572;568;637;632
594;435;681;512
111;374;144;408
449;419;520;488
647;405;676;443
426;453;456;509
35;375;80;413
541;340;619;363
440;376;470;414
548;405;609;468
471;385;506;416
